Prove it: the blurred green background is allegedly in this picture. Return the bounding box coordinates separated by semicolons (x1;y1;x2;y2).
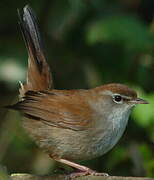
0;0;154;178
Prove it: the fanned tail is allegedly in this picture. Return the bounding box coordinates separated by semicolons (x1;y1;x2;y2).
18;5;53;98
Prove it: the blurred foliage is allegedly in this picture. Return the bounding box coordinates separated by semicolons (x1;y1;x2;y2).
86;15;154;51
0;0;154;178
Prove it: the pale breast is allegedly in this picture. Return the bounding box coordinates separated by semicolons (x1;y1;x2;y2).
88;107;132;158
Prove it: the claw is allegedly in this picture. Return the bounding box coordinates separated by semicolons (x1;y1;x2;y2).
69;169;109;179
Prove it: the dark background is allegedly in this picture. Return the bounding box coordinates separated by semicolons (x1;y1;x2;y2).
0;0;154;178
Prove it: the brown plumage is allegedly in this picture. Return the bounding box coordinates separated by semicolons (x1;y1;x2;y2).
95;83;137;98
18;5;53;98
10;82;138;132
7;5;148;177
12;89;93;131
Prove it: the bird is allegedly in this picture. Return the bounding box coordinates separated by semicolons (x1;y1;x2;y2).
7;5;148;177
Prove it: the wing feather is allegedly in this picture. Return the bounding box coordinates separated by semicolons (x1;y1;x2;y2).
10;90;93;131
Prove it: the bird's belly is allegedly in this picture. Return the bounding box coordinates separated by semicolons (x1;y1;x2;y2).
54;116;129;161
22;112;130;161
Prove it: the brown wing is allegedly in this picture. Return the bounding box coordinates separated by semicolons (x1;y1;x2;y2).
10;90;93;131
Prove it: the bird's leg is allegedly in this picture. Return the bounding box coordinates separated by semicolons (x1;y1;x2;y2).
50;155;108;177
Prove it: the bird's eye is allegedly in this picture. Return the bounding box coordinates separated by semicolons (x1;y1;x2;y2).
113;95;123;104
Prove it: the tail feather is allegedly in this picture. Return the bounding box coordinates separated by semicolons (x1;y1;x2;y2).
18;5;53;98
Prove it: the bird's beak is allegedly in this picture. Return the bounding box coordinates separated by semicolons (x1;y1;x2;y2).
130;98;149;104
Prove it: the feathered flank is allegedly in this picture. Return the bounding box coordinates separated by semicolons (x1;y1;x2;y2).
18;5;53;98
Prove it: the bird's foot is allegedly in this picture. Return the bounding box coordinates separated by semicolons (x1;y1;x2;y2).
85;169;109;176
69;169;109;179
51;157;108;179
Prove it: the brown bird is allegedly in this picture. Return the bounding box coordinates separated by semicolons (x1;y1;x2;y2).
7;5;148;177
